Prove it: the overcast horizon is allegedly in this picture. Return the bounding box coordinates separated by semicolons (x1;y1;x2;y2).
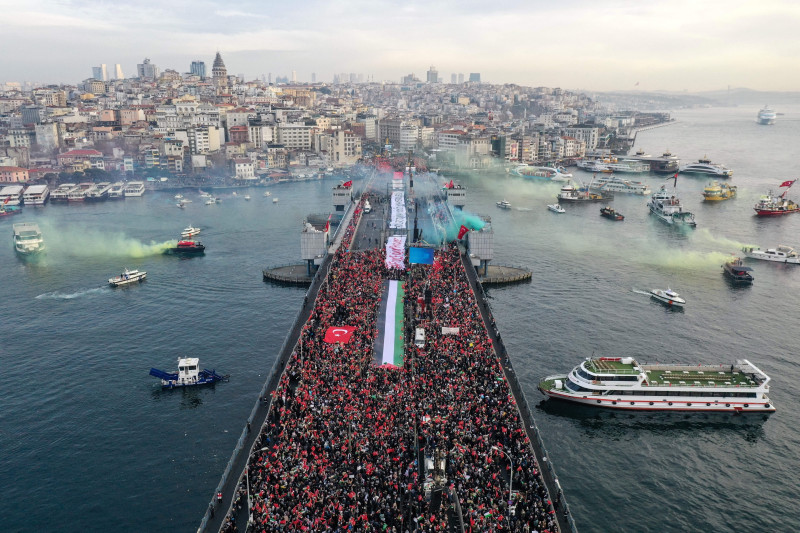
2;0;799;92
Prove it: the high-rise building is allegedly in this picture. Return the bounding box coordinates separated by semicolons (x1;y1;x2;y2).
137;58;159;80
114;64;124;79
291;70;297;83
450;73;457;84
212;52;228;93
458;73;464;84
311;72;316;83
190;60;206;78
469;73;481;83
91;64;108;81
426;66;438;84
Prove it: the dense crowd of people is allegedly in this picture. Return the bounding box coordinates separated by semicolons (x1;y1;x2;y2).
220;194;558;533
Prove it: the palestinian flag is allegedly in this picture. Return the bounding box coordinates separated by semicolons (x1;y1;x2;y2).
374;280;404;367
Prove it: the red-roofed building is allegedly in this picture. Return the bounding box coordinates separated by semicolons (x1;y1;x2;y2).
57;149;105;171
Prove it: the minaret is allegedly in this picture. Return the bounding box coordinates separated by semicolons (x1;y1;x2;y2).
212;52;228;93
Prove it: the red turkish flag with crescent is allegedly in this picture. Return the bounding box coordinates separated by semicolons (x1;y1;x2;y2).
457;225;469;239
324;326;356;343
342;180;353;188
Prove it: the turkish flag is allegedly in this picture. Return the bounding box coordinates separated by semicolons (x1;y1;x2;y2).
324;326;356;343
342;180;353;188
779;179;795;188
457;225;469;239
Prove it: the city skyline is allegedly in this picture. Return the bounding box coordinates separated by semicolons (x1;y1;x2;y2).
1;0;799;92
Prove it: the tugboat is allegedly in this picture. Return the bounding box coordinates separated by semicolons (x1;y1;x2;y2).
108;268;147;287
165;240;206;255
722;257;754;284
149;357;228;388
600;206;624;220
754;180;799;216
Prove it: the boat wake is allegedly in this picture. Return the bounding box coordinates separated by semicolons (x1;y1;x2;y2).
36;287;107;300
632;288;653;297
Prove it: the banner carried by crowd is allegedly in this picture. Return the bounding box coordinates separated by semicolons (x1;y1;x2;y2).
389;191;407;229
384;234;406;269
374;280;405;367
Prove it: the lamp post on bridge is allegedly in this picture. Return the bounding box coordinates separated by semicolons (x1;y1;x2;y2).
491;446;513;525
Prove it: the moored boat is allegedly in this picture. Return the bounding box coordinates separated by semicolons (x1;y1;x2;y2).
0;203;22;217
149;357;228;388
650;288;685;307
22;184;50;206
165;240;205;255
754;180;799;216
702;181;737;201
108;268;147;287
538;357;775;412
600;206;624;220
742;245;800;264
557;181;607;202
722;257;754;283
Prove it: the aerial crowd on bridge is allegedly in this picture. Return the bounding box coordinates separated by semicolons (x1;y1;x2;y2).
219;195;561;533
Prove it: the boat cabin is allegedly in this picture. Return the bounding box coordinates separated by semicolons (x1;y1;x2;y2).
177;357;200;385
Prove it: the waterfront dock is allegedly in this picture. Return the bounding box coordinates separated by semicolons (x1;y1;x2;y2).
202;181;574;533
478;264;532;284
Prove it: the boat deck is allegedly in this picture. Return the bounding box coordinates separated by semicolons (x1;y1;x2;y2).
643;367;757;387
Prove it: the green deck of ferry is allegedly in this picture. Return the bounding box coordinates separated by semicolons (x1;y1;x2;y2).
585;359;759;388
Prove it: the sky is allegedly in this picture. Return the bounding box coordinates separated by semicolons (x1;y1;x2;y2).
1;0;799;92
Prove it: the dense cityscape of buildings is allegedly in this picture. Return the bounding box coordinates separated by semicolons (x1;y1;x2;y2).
0;54;668;185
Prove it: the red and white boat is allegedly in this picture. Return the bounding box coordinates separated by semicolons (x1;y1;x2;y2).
754;179;799;216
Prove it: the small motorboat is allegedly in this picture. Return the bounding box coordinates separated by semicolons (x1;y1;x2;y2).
181;225;201;238
109;268;147;287
742;245;800;264
273;198;279;203
722;257;754;283
497;199;512;209
165;240;206;255
174;194;183;200
244;195;251;200
263;191;272;197
176;203;185;209
149;357;228;389
199;190;212;198
215;197;221;204
600;206;624;220
205;199;215;205
650;288;686;307
547;204;565;213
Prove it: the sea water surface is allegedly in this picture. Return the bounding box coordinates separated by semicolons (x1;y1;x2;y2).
3;105;800;532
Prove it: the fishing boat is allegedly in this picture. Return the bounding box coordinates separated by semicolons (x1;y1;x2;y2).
538;357;775;412
0;203;22;217
108;268;147;287
600;206;624;220
647;179;696;227
149;357;228;389
181;225;201;238
164;240;206;255
754;180;799;216
13;222;45;255
742;245;800;264
722;257;754;283
496;199;512;209
702;181;737;201
650;288;685;307
547;204;565;213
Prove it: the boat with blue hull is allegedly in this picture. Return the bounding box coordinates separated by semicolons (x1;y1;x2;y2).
149;357;228;388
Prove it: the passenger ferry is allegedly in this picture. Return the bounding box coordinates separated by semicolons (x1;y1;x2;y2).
67;182;95;202
0;185;25;206
680;157;733;178
107;182;126;199
538;357;775;412
591;175;651;195
511;165;573;182
647;184;696;227
50;183;77;202
757;106;777;125
578;158;650;173
624;149;680;174
13;222;45;255
86;182;112;201
23;185;49;205
702;181;737;201
557;182;606;202
123;181;146;197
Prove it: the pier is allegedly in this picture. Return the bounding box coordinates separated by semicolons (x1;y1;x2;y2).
201;173;575;533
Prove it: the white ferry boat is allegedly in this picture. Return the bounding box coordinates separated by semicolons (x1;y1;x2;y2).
107;182;126;199
13;222;45;255
86;182;112;201
757;106;776;125
123;181;146;197
0;185;25;206
742;245;800;264
22;184;49;206
539;357;775;412
578;158;650;173
591;175;651;195
680;157;733;178
50;183;78;202
108;268;147;287
511;165;573;182
647;184;696;227
67;182;95;202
